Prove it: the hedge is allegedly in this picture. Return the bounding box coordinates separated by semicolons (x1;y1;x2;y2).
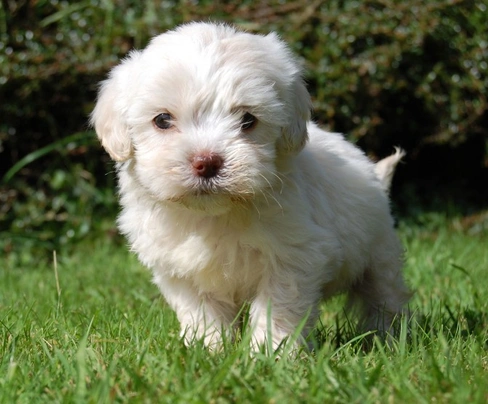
1;0;487;256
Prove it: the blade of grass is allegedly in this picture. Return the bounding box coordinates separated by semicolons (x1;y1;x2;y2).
40;2;92;27
2;131;94;183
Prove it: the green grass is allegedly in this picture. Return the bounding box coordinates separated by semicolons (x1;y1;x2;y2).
1;221;487;403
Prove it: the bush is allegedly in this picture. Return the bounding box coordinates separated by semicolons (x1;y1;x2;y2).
1;1;487;256
288;0;488;214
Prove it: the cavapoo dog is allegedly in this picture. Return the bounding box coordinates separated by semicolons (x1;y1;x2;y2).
91;22;410;352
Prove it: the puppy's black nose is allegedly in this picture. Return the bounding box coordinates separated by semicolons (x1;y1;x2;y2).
191;153;223;178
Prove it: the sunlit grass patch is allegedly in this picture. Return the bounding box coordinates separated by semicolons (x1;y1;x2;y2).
1;222;487;402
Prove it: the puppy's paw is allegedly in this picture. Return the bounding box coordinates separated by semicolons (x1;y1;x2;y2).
180;323;227;352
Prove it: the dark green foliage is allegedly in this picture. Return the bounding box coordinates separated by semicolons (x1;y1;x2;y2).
1;1;487;256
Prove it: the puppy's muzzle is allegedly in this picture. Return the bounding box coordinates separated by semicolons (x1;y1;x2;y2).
191;152;223;179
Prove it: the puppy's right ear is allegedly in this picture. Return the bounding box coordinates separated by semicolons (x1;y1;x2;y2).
90;52;140;162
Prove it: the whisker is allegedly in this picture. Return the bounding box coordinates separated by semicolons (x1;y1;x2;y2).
259;188;270;207
271;171;287;194
258;173;275;193
255;162;287;195
250;200;261;219
262;189;284;214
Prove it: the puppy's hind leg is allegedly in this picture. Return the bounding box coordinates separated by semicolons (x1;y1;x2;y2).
349;240;411;338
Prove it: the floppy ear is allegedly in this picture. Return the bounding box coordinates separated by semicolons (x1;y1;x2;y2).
90;52;140;162
277;76;312;155
263;32;312;156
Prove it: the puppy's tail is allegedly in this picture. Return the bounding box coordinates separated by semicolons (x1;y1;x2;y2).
375;147;405;193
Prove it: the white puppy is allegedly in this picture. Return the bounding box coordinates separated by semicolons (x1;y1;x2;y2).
92;22;410;351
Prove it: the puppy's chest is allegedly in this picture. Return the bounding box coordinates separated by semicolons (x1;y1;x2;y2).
162;222;265;295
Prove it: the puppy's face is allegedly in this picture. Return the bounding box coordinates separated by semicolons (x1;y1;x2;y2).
92;23;311;215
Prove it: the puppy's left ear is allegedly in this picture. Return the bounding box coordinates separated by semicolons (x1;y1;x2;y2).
277;76;312;155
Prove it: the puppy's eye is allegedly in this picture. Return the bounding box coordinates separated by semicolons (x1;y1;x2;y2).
153;113;174;130
240;112;257;131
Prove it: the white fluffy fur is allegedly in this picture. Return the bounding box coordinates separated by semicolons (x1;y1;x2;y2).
91;22;410;351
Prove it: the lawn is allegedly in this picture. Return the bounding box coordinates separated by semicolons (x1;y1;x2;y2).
1;219;487;403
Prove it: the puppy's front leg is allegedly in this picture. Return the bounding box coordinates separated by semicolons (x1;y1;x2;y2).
250;272;322;353
153;274;235;350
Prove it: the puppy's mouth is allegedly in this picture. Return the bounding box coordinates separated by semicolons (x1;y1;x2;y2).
167;191;251;216
192;177;226;195
167;177;255;213
180;182;253;201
